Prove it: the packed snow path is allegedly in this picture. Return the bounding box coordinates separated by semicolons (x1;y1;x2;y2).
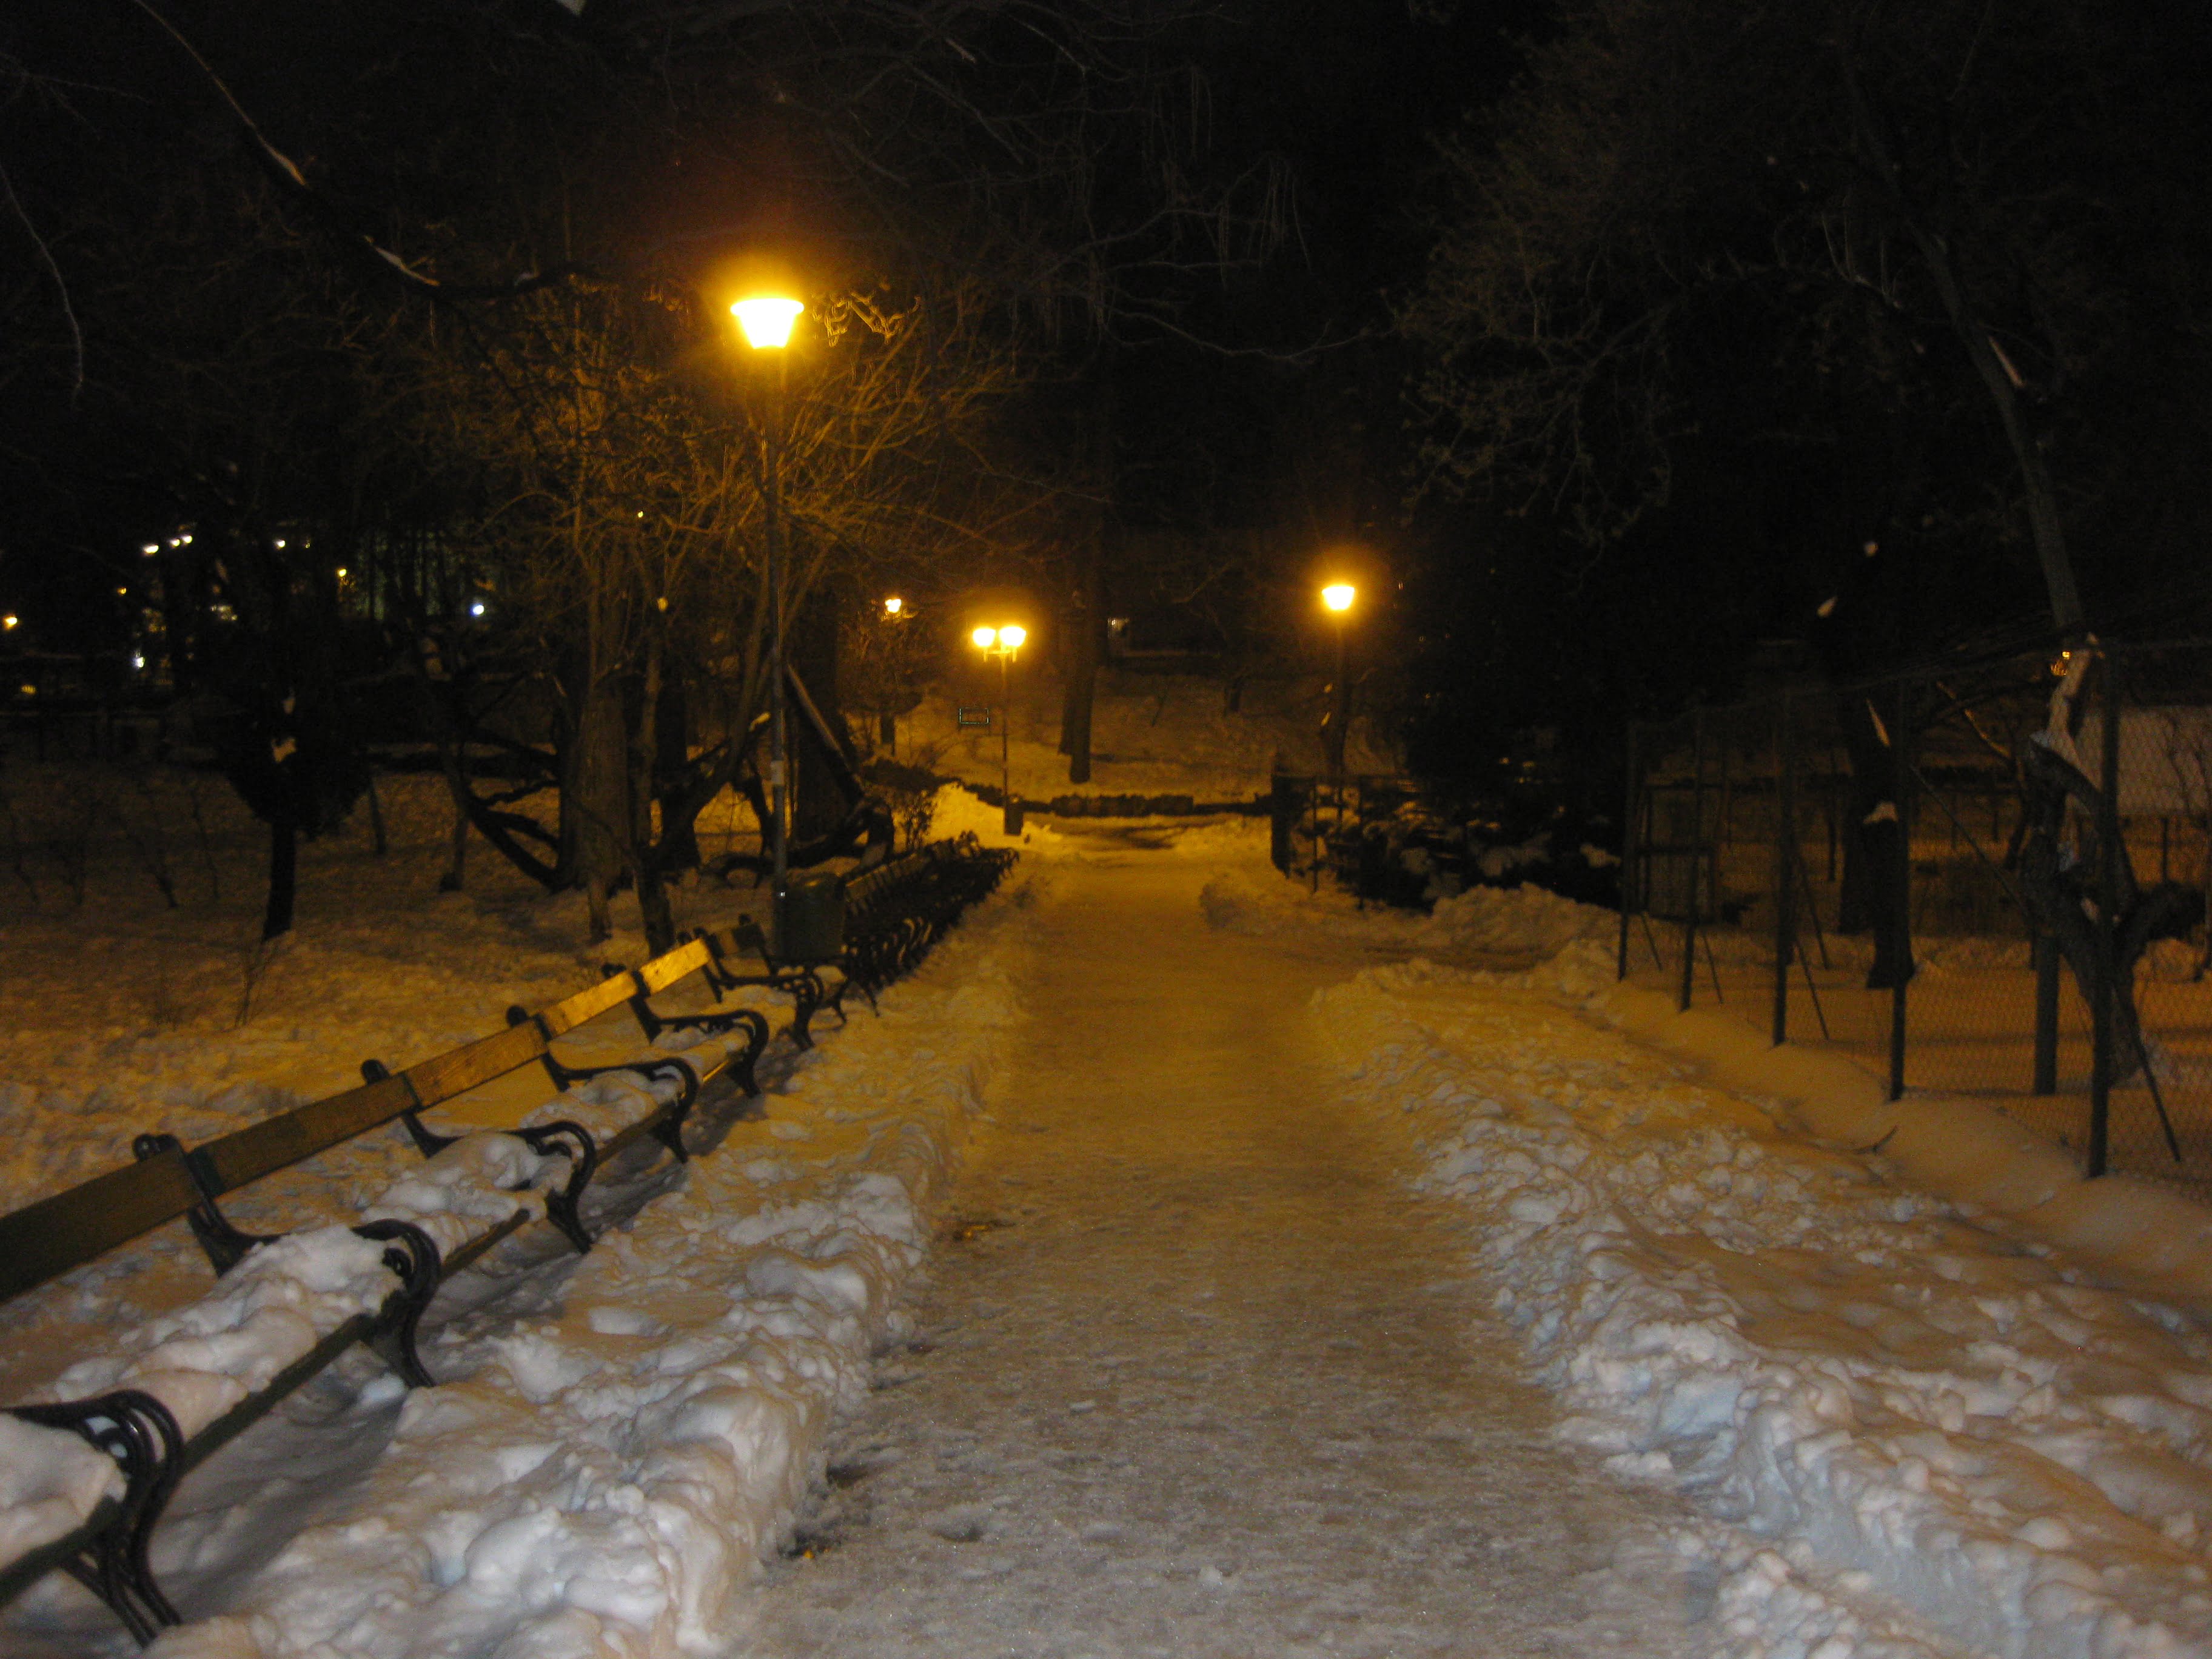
738;850;1710;1658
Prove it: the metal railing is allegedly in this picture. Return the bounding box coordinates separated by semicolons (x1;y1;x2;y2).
1623;642;2212;1191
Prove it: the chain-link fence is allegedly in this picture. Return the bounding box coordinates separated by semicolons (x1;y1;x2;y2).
1621;642;2212;1193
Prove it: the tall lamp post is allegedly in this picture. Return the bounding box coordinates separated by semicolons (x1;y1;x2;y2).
732;292;805;914
970;620;1028;834
1321;581;1356;789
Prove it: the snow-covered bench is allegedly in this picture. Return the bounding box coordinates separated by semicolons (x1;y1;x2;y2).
0;936;772;1641
0;840;1014;1643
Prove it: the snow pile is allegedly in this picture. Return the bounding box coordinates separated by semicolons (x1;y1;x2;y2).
137;875;1037;1659
32;1228;403;1441
362;1132;552;1259
1199;864;1616;963
0;1416;126;1564
1321;962;2212;1659
1416;882;1616;958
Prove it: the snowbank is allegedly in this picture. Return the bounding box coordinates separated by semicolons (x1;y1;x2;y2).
131;871;1040;1659
1584;973;2212;1322
1324;959;2212;1658
1199;865;1617;961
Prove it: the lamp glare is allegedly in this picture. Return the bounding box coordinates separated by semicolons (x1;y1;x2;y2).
731;295;805;350
971;626;997;649
998;624;1027;651
1321;582;1356;613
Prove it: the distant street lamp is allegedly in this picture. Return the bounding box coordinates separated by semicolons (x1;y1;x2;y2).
971;620;1028;834
883;595;905;617
1320;581;1356;786
732;290;805;903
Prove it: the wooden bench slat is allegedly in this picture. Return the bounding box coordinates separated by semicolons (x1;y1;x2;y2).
403;1021;548;1108
536;971;637;1038
634;939;709;996
0;1149;204;1304
192;1075;421;1195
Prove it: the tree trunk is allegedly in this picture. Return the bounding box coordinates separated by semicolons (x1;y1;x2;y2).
631;634;679;954
654;669;700;872
571;674;630;944
789;583;857;843
1059;368;1114;785
263;812;297;940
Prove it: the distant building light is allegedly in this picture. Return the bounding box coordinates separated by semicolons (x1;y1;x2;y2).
335;568;349;580
131;653;146;671
470;602;486;618
115;586;128;597
1;614;15;630
141;543;159;556
179;534;193;545
274;538;287;549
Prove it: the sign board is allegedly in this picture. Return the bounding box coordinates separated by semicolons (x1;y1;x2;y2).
956;706;994;729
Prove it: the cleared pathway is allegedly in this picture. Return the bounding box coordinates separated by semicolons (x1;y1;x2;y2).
734;850;1713;1658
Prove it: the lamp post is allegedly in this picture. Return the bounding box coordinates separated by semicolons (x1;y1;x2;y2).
1320;581;1355;790
970;621;1028;834
732;292;804;911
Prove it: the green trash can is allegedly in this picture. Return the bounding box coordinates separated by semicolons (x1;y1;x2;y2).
775;871;848;964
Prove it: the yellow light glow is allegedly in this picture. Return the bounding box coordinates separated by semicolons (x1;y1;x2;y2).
883;596;904;617
1;615;16;630
1321;582;1355;613
997;624;1027;651
971;626;997;649
731;295;805;350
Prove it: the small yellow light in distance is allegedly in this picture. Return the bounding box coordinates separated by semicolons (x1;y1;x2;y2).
336;568;349;579
971;626;997;649
731;295;805;350
1;615;16;630
998;624;1027;651
883;595;904;616
1321;582;1355;613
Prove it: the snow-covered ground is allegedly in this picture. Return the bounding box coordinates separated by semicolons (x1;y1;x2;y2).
12;743;2212;1659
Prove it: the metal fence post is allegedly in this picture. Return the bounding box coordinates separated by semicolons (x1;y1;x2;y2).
1681;710;1705;1013
1889;674;1911;1102
1773;693;1795;1046
1619;723;1639;982
2090;652;2121;1177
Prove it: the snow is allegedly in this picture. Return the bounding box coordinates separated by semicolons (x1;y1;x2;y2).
111;888;1033;1659
1321;959;2212;1656
0;1416;122;1566
12;743;2212;1659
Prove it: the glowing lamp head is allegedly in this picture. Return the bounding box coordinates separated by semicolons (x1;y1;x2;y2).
997;624;1027;651
1;615;16;631
731;295;804;350
883;595;904;617
971;626;998;650
1321;582;1356;614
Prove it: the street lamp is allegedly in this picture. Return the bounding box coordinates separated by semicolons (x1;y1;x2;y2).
1320;581;1356;788
732;290;805;907
883;595;905;618
970;620;1028;834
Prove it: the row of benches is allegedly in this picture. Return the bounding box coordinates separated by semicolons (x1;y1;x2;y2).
0;834;1018;1646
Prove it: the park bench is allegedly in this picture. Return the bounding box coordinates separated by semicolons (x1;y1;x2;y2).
0;835;1014;1644
699;833;1021;1045
0;933;769;1640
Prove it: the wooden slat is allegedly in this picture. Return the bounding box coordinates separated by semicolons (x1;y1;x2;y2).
0;1147;204;1304
403;1021;548;1109
634;939;709;996
192;1074;420;1195
536;970;637;1039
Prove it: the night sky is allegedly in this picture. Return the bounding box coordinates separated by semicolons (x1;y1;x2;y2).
3;0;2208;796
